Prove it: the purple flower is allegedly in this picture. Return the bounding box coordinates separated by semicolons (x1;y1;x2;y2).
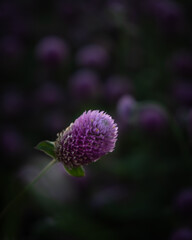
76;44;109;68
69;69;100;100
117;95;136;123
35;36;69;66
170;228;192;240
139;104;168;133
55;110;118;168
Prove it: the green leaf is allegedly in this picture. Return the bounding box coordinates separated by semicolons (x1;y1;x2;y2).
64;165;85;177
35;141;85;177
35;140;56;159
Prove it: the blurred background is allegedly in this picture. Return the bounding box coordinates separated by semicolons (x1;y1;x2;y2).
0;0;192;239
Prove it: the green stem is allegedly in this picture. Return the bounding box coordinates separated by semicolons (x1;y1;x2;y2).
0;158;57;220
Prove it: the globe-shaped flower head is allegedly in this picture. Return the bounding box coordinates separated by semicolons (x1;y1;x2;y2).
55;110;118;168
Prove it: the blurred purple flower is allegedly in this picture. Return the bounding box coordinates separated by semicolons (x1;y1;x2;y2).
76;44;109;68
69;69;100;100
174;189;192;216
35;36;69;66
104;75;133;103
116;95;136;124
169;51;192;77
172;81;192;106
139;103;168;134
170;228;192;240
55;110;118;168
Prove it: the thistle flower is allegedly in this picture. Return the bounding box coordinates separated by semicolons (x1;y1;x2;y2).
55;110;118;169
